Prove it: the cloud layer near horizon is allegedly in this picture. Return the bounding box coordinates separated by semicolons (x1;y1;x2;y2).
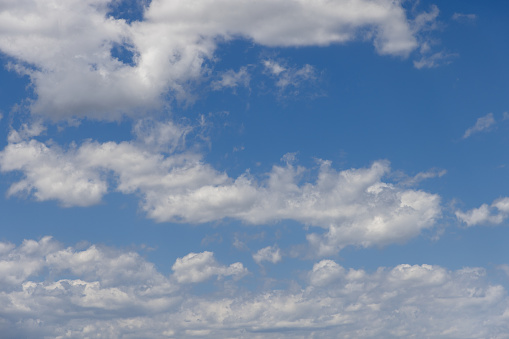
0;237;507;338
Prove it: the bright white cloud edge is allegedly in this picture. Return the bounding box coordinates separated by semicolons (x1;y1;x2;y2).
0;237;508;338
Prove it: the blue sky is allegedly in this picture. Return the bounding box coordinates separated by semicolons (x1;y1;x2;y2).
0;0;509;337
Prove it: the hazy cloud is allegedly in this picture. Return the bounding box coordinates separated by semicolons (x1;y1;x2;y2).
263;59;318;97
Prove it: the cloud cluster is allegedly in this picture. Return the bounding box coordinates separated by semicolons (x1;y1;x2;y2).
0;0;436;120
1;237;508;338
0;130;441;253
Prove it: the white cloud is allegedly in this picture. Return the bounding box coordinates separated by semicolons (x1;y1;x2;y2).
0;236;58;286
1;239;508;338
171;251;248;283
7;119;46;144
263;60;317;95
456;197;509;227
0;136;441;254
133;119;192;153
0;140;108;207
253;245;281;265
0;0;140;120
308;259;345;287
463;113;496;139
0;0;434;120
212;67;250;91
400;168;447;186
263;60;286;76
143;0;420;53
413;51;457;69
498;264;509;278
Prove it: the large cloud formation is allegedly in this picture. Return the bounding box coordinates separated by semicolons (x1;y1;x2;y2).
0;122;441;254
0;237;507;338
0;0;437;120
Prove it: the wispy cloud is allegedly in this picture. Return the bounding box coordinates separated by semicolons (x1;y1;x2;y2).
463;113;496;139
452;13;478;22
413;51;457;69
211;67;251;91
399;168;447;187
172;251;247;283
263;60;317;90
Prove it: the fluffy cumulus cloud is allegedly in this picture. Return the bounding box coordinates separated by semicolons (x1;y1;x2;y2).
0;132;441;253
0;0;437;120
0;237;508;338
456;197;509;227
